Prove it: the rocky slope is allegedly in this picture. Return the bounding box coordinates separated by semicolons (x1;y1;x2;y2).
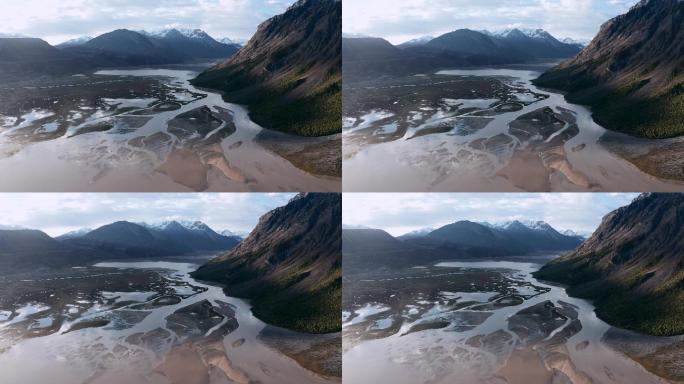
535;0;684;138
192;193;341;334
192;0;341;137
535;193;684;336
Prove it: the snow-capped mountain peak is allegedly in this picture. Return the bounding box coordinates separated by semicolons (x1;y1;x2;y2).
481;220;555;231
399;35;434;46
399;227;435;238
56;227;92;239
139;28;215;41
139;220;215;233
56;35;93;47
560;229;587;238
483;28;555;40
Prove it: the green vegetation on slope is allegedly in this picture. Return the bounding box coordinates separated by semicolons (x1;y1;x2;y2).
534;259;684;336
192;69;341;137
248;80;341;137
251;279;341;334
192;261;341;334
536;71;684;139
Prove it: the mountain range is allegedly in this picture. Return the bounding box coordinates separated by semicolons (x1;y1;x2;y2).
534;0;684;139
191;0;341;137
0;220;240;270
343;28;581;80
535;193;684;336
0;28;240;82
344;220;583;274
192;193;341;334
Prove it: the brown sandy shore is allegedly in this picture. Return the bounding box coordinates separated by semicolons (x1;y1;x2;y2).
604;328;684;383
600;131;684;183
151;327;341;384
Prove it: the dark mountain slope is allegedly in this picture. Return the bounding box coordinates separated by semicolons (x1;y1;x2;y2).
0;221;239;272
0;229;116;269
416;220;582;255
343;28;579;82
535;0;684;138
0;38;92;81
84;29;166;57
343;221;582;274
342;228;440;273
66;221;239;259
535;193;684;336
192;0;341;137
192;193;341;333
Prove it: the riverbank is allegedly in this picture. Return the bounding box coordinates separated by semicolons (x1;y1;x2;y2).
0;259;340;383
342;258;671;383
342;66;684;192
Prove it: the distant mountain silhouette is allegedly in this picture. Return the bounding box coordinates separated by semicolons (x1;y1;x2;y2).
343;220;582;273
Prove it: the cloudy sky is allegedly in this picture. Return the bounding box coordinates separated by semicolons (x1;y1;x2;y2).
343;193;639;236
0;0;295;45
0;193;295;236
343;0;638;44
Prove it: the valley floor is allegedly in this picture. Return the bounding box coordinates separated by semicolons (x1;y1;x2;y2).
0;65;340;192
0;255;341;383
342;66;684;192
342;256;680;384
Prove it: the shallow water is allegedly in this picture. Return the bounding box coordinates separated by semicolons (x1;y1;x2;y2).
343;67;684;192
0;260;333;384
0;67;338;192
343;259;670;384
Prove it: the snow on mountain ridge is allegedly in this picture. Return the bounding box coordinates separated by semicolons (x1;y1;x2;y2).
138;220;219;233
57;227;93;239
480;220;557;232
482;28;557;40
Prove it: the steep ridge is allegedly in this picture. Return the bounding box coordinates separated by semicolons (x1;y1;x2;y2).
534;0;684;138
192;193;341;333
535;193;684;336
192;0;342;137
